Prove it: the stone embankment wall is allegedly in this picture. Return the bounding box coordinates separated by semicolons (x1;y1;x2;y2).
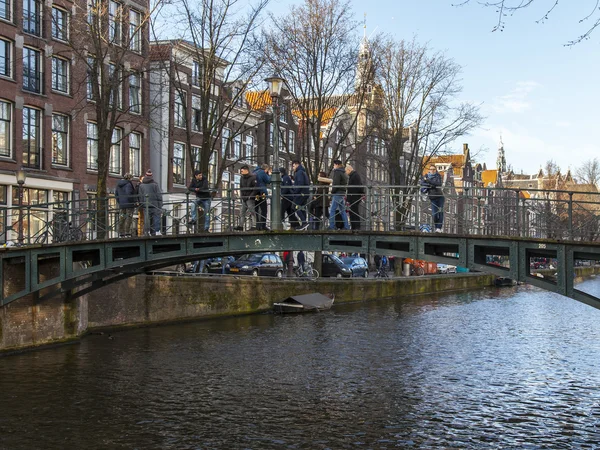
0;272;497;354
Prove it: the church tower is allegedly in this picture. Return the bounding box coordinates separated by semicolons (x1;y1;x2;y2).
355;17;374;93
497;137;507;173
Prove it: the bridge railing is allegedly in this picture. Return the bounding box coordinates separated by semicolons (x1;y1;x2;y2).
1;184;599;246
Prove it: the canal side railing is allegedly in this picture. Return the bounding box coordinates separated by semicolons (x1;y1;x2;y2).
1;184;599;246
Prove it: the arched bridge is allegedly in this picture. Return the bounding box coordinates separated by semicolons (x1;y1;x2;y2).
2;231;600;309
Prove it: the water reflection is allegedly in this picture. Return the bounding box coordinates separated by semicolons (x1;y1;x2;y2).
1;281;600;449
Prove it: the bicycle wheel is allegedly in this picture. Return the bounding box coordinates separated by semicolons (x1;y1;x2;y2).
416;266;425;276
307;268;319;280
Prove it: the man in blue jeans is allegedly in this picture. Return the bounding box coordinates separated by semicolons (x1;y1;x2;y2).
328;160;350;230
188;171;211;232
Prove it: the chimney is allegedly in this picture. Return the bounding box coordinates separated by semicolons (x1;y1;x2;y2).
463;143;469;153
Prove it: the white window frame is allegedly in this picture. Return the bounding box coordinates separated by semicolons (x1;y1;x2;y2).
51;6;68;41
0;99;11;158
174;92;186;128
87;122;98;170
244;134;254;162
108;0;122;45
51;56;69;93
128;9;141;53
129;71;141;114
51;113;69;166
0;38;12;79
173;141;186;185
129;132;141;176
109;128;122;175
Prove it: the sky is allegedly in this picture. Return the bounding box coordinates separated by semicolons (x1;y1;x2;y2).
266;0;600;176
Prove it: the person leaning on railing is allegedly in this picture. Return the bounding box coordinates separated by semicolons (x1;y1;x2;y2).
328;160;350;230
420;165;445;233
187;170;211;232
137;169;163;236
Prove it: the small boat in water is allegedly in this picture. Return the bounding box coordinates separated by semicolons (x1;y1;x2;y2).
273;293;335;313
494;277;516;287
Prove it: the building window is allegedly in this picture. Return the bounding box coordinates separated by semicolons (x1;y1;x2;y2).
192;145;200;172
87;0;97;24
0;100;11;157
51;7;68;41
23;0;41;35
110;128;122;174
221;128;230;159
0;38;11;78
51;57;69;93
233;133;241;160
278;127;285;151
192;95;201;131
129;9;141;52
87;122;98;170
22;106;41;169
108;1;122;45
279;104;286;123
51;114;68;166
129;71;141;114
244;134;254;162
129;132;141;176
173;142;185;185
0;0;11;21
192;60;200;86
108;63;121;108
174;93;186;128
288;130;295;153
23;47;42;93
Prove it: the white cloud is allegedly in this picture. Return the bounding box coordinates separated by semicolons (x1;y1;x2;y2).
490;81;541;114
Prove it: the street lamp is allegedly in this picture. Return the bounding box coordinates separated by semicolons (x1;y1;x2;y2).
16;168;27;245
265;74;286;231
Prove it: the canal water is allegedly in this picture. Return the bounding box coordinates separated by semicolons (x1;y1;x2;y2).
1;279;600;449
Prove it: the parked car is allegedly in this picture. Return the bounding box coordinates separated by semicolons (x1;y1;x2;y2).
186;256;235;274
437;264;457;274
340;257;369;278
321;254;353;278
226;253;284;277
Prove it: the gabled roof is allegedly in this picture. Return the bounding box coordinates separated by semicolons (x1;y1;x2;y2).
481;170;499;186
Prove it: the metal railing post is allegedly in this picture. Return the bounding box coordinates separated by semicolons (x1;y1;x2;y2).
185;191;190;235
366;185;372;231
568;192;573;240
515;190;520;237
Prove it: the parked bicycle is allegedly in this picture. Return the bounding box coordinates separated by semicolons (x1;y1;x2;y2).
294;264;319;280
34;220;85;244
373;264;390;278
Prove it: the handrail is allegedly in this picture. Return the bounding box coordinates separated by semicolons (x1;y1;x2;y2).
0;183;598;246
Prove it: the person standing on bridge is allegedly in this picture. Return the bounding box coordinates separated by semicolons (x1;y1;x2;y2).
253;164;272;231
328;160;350;230
115;173;135;237
421;165;445;232
137;169;163;236
345;164;365;230
187;171;211;232
235;165;258;231
292;160;310;231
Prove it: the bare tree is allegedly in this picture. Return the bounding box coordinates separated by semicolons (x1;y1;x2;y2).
262;0;373;181
575;158;600;187
373;37;482;223
152;0;270;188
56;0;158;236
453;1;600;45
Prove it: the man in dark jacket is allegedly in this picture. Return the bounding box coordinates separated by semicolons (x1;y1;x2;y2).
292;160;310;230
137;169;163;236
420;165;445;232
115;173;135;237
235;165;258;231
328;160;350;230
188;171;211;232
345;164;365;230
253;164;272;230
279;167;298;229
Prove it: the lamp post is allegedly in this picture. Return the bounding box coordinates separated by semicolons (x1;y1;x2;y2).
265;74;286;231
16;168;27;246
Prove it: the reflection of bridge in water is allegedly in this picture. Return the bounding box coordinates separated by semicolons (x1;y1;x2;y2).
1;184;600;308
